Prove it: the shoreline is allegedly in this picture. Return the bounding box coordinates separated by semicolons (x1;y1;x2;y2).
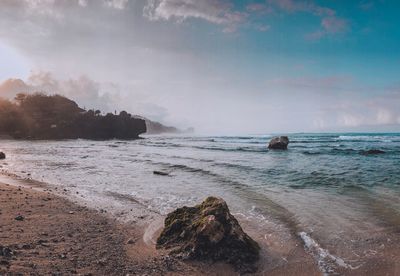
0;178;229;275
2;171;399;275
0;173;323;275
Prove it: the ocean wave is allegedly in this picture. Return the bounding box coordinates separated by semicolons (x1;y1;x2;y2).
188;145;267;153
287;172;347;189
331;148;359;155
141;160;223;180
159;162;261;197
299;232;362;275
301;147;399;156
211;161;260;171
290;140;336;144
169;155;215;163
302;151;322;155
337;135;396;142
148;155;263;174
211;136;270;140
140;141;268;153
140;141;183;148
168;164;218;176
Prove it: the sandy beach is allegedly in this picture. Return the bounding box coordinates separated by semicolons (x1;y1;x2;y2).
0;180;212;275
0;174;322;276
1;171;400;275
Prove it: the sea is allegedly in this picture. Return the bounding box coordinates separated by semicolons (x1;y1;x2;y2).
1;133;399;274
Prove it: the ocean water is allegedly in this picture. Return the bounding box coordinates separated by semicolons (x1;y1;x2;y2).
1;133;400;274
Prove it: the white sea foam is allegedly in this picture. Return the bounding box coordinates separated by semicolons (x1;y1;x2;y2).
299;231;362;275
337;135;393;142
338;135;370;140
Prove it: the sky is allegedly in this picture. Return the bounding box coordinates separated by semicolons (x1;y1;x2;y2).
0;0;400;134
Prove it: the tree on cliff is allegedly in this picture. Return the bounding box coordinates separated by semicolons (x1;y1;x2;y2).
0;98;23;135
0;93;146;140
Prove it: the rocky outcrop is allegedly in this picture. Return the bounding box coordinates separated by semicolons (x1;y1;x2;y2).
156;197;260;273
0;152;5;159
144;119;180;135
268;136;289;150
133;116;194;135
0;94;146;140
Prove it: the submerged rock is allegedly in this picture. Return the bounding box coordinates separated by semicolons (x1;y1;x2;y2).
0;152;5;159
153;171;169;176
156;197;260;273
268;136;289;150
361;149;385;155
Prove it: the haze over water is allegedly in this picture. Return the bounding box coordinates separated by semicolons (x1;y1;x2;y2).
1;133;399;274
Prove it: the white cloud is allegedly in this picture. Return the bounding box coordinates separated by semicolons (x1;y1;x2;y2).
323;98;400;129
266;0;348;39
0;78;33;99
2;0;129;18
143;0;246;32
0;71;173;122
338;113;364;127
78;0;88;7
0;71;115;111
263;75;400;130
246;3;272;14
376;109;395;125
256;24;270;32
268;0;335;16
21;0;62;19
103;0;129;10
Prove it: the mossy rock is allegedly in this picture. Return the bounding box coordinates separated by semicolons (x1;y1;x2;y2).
157;197;260;273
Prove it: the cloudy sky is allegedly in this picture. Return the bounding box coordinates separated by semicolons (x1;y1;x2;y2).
0;0;399;134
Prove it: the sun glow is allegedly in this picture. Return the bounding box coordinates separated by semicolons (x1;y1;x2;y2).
0;41;31;81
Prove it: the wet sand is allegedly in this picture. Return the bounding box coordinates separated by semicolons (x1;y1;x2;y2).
0;181;215;275
0;176;322;276
1;177;399;275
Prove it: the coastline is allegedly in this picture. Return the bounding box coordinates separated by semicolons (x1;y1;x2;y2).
0;177;216;275
0;173;322;275
2;169;399;275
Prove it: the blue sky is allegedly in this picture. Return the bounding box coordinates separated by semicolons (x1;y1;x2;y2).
0;0;399;133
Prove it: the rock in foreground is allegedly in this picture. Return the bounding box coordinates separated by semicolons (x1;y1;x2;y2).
0;152;5;159
157;197;260;273
268;136;289;150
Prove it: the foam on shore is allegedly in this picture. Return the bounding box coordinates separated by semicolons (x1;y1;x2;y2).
299;231;362;275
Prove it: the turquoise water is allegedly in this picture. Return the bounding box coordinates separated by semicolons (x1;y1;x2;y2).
1;133;399;274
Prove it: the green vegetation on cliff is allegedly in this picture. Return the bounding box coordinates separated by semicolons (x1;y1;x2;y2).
0;93;146;140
